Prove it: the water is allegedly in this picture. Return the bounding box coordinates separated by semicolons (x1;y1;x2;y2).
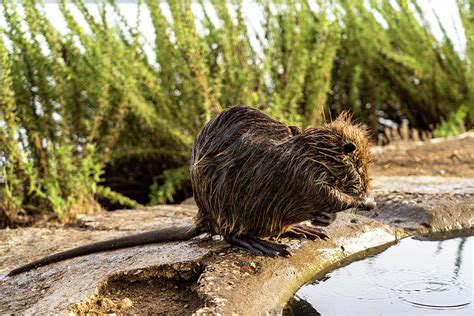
283;236;473;315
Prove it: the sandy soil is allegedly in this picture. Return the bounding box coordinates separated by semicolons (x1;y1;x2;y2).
371;132;474;177
85;275;202;315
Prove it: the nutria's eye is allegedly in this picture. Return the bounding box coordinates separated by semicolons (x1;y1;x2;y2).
342;142;356;153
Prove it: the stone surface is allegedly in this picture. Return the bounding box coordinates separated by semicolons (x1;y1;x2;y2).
1;134;473;315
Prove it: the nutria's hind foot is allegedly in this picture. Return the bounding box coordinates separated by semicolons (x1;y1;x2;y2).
284;224;329;240
228;235;291;257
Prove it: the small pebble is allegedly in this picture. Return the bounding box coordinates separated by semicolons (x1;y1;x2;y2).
121;298;133;308
240;266;254;274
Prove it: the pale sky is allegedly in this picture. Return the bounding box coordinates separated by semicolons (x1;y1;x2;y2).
0;1;467;56
418;0;465;53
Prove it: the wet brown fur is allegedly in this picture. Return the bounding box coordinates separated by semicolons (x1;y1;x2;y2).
190;105;372;240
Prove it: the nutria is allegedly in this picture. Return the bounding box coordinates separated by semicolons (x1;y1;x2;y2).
190;105;374;255
7;105;374;276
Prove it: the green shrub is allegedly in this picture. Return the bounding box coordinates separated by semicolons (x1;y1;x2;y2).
0;0;472;224
433;105;468;137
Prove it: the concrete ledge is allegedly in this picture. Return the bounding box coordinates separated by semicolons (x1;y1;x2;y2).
1;176;473;314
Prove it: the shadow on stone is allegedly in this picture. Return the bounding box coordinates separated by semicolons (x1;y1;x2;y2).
358;200;433;231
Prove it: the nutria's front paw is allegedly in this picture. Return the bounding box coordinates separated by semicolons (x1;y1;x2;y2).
359;196;376;210
283;224;329;240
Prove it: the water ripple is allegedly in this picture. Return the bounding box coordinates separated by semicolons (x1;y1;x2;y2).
284;236;473;315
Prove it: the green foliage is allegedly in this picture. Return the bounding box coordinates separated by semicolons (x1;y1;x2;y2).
96;185;142;209
331;0;468;132
457;0;474;127
149;166;189;205
0;0;148;222
0;0;471;224
433;105;468;137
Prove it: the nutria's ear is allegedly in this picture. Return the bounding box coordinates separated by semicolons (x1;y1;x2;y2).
335;111;353;122
342;142;356;153
289;125;302;136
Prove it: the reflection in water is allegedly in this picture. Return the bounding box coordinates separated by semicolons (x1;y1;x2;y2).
283;236;473;315
454;237;467;277
284;296;321;316
435;240;443;255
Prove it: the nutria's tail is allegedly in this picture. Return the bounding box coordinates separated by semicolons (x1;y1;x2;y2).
8;225;201;276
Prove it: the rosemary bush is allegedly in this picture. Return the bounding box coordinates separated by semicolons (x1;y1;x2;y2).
0;0;472;225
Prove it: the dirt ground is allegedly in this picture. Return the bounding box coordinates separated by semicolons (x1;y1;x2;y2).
82;274;202;315
371;132;474;177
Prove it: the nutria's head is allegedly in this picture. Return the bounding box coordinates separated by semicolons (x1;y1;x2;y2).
300;112;372;198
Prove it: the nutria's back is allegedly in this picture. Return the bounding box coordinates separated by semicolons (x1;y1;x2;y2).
190;105;296;164
190;105;371;238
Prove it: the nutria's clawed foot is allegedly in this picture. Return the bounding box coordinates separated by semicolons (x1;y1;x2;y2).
229;235;291;257
283;224;329;240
